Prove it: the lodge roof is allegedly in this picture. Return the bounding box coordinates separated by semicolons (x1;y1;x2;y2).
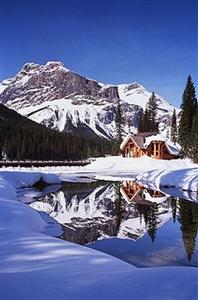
135;132;157;138
120;132;157;150
132;136;145;149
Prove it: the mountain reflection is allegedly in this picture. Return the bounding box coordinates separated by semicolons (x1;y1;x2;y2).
18;180;198;263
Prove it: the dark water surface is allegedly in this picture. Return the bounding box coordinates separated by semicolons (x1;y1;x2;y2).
18;180;198;267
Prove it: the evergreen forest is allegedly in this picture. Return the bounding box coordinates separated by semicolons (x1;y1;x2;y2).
0;104;112;160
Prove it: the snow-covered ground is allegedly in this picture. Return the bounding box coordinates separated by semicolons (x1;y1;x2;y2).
1;156;198;192
83;156;198;192
0;168;198;299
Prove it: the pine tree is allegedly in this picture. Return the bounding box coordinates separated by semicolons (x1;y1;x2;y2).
114;98;124;154
166;128;170;139
138;92;159;132
127;120;131;133
170;109;177;144
178;75;197;154
138;108;150;132
147;92;159;132
138;113;143;132
191;107;198;162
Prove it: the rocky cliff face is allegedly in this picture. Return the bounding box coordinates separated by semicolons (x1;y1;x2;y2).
0;61;178;139
0;61;119;107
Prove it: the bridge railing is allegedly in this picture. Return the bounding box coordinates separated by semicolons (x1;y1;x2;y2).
0;159;94;167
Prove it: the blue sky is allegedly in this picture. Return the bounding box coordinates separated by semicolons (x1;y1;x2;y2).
0;0;197;107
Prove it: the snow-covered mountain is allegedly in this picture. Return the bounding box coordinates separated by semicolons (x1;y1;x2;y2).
0;61;178;139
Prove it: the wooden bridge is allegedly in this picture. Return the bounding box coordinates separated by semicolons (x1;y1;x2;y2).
0;159;92;168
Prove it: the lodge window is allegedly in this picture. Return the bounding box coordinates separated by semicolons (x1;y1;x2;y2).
151;144;154;155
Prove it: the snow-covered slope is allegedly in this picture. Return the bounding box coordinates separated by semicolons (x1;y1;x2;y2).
118;83;180;132
118;83;176;112
17;98;140;139
0;61;179;138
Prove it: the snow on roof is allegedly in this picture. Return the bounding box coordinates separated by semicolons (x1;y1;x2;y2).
145;134;181;155
120;134;132;150
165;141;181;156
142;190;168;204
120;133;181;156
144;134;167;147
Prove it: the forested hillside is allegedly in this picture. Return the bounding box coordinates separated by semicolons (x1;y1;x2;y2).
0;104;112;160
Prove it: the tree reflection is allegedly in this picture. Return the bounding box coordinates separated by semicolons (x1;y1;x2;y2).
114;182;123;235
178;199;198;261
170;196;177;223
136;202;159;242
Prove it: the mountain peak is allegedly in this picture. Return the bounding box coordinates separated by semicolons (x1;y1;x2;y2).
22;62;40;71
126;82;142;89
45;61;71;72
0;61;178;140
21;61;71;73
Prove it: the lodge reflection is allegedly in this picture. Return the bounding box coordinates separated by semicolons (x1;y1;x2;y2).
20;181;198;263
120;181;166;204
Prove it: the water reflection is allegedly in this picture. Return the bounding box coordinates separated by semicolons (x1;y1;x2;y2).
120;181;167;204
177;199;198;261
18;180;198;267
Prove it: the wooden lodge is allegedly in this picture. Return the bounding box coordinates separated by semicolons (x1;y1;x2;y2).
120;132;180;160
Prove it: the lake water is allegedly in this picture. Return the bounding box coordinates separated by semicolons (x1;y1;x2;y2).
17;180;198;268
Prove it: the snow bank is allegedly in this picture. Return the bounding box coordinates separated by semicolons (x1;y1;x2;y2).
85;156;195;172
84;156;198;192
0;171;62;234
1;170;61;188
0;176;16;200
1;229;197;300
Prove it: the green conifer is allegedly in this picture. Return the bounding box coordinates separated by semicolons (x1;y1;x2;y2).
178;75;197;154
114;98;124;154
138;92;159;132
147;92;159;132
191;107;198;162
170;109;177;144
